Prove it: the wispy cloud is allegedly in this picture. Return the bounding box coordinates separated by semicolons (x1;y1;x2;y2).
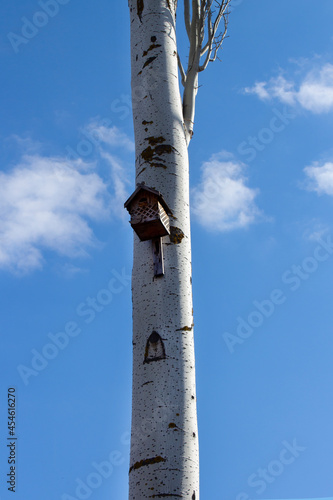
0;123;133;274
82;119;132;218
192;152;262;231
6;134;43;154
304;160;333;195
100;152;130;219
84;121;135;151
245;62;333;114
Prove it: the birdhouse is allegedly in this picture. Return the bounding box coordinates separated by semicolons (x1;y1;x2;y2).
124;183;171;242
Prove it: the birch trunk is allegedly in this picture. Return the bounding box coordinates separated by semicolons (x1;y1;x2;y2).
128;0;199;498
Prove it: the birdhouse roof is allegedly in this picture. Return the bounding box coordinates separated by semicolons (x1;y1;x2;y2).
124;183;172;214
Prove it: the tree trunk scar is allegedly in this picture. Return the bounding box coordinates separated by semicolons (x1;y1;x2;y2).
137;0;144;21
129;455;166;473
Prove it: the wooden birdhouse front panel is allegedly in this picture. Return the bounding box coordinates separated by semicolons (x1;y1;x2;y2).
124;185;171;241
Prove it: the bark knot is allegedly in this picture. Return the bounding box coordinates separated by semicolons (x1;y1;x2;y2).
169;226;185;244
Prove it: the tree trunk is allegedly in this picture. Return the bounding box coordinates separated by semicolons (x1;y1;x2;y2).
128;0;199;498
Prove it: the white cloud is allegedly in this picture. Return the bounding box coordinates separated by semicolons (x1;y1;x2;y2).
192;153;262;231
298;64;333;113
0;123;134;274
0;155;110;274
84;121;135;151
245;62;333;113
99;152;130;219
304;161;333;195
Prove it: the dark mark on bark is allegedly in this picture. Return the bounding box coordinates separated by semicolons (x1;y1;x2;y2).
129;455;166;473
142;380;154;386
143;43;162;57
169;226;185;244
141;146;155;162
137;0;144;21
137;166;146;176
151;163;167;169
143;56;157;69
140;137;178;168
176;325;193;332
150;494;183;498
146;136;166;145
155;144;173;155
166;0;172;13
141;147;175;167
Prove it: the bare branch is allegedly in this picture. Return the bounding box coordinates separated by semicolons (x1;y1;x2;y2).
184;0;191;40
177;53;187;87
212;0;229;39
200;3;212;56
209;14;228;62
198;0;230;71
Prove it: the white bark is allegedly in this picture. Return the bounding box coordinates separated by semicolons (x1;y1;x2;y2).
128;0;199;498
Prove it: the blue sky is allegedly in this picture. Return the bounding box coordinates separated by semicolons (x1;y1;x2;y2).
1;0;333;499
